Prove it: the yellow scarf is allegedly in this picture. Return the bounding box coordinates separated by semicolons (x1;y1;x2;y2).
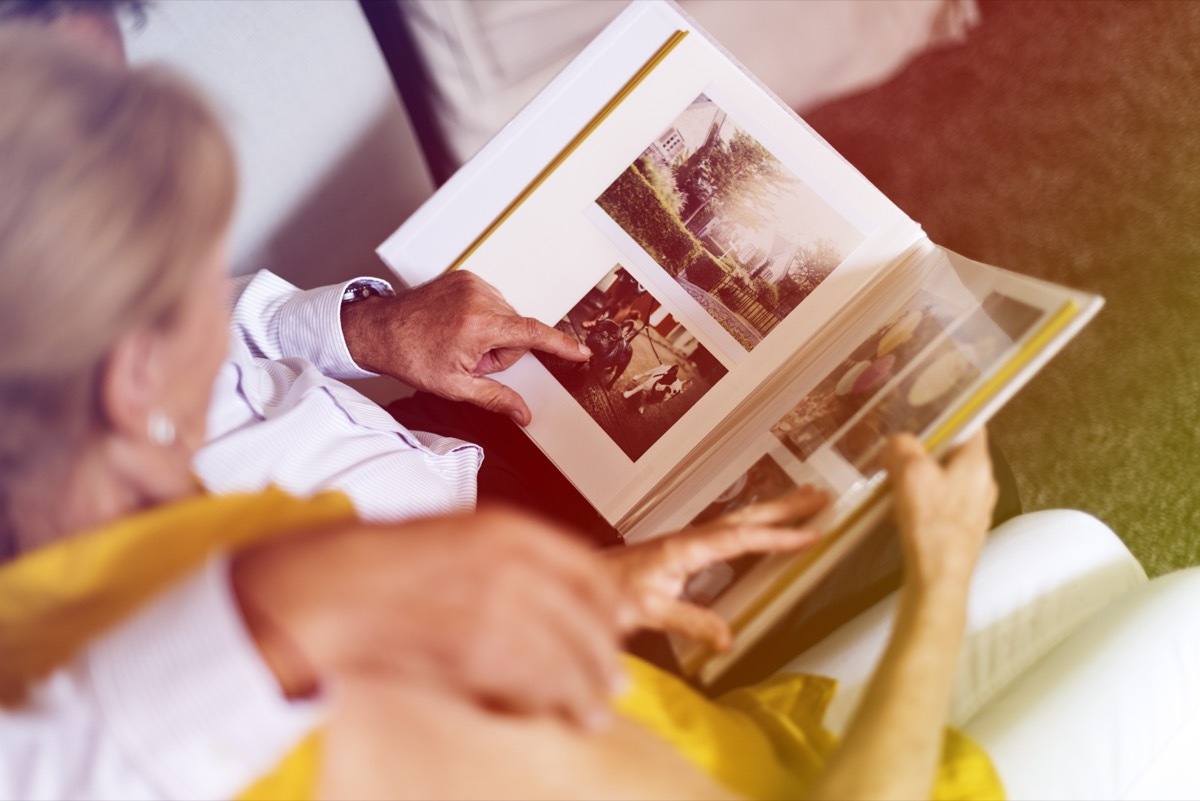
0;489;1003;800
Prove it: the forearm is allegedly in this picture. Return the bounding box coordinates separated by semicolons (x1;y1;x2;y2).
808;579;970;801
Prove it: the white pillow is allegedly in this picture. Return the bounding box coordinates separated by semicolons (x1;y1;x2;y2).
401;0;980;169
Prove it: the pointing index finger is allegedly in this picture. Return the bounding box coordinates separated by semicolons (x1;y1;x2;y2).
670;524;820;576
497;315;592;362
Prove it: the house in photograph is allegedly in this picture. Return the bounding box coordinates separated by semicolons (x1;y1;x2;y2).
748;230;803;283
643;95;729;170
695;218;758;265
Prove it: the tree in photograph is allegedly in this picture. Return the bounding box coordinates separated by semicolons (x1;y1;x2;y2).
635;156;687;217
597;166;699;275
777;238;842;311
676;130;796;231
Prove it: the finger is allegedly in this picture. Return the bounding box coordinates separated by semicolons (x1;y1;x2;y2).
453;374;533;426
496;315;592;362
721;486;829;526
448;522;624;730
883;433;926;474
665;524;820;576
645;599;732;653
511;566;626;729
948;428;999;507
947;427;991;473
485;508;629;661
510;515;627;631
476;606;614;732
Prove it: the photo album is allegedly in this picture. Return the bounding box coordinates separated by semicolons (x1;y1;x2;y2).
378;0;1102;683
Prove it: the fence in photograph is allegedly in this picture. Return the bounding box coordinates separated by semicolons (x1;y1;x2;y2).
710;273;785;335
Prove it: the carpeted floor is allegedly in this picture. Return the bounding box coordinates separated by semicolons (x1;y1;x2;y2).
802;0;1200;577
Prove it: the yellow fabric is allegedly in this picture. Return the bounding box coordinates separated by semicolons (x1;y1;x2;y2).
616;656;1005;801
1;488;1004;801
0;488;355;707
238;731;322;801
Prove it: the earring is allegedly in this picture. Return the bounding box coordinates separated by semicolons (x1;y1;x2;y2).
147;409;176;447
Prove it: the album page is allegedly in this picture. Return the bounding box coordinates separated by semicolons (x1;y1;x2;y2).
379;1;921;524
665;243;1103;682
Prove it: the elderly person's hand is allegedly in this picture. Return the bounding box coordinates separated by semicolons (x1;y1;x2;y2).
604;486;828;652
231;507;627;731
341;270;591;425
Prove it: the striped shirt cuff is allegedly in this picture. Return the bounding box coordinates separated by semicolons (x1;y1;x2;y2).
278;279;390;380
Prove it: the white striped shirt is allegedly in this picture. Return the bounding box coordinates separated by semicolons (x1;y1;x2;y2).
195;270;483;521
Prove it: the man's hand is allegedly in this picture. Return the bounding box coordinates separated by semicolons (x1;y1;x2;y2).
231;507;627;731
341;271;590;425
604;487;827;652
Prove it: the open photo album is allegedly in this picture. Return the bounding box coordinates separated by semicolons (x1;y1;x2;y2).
378;0;1102;684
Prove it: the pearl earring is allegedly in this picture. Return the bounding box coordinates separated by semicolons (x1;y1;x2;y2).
147;409;176;447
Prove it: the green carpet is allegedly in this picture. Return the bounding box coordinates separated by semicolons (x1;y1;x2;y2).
803;0;1200;576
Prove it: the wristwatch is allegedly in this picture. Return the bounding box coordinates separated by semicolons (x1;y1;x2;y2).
341;279;395;305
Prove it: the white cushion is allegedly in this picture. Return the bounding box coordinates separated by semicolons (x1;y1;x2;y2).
963;567;1200;801
401;0;981;167
782;510;1148;734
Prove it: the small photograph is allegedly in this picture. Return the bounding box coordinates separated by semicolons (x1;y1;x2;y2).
691;454;798;526
771;291;959;463
596;93;863;351
832;293;1045;474
684;455;798;606
536;264;729;462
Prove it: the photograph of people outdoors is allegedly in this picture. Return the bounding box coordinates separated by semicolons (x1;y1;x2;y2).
832;293;1045;474
770;290;960;463
596;93;864;351
682;455;799;605
536;264;728;461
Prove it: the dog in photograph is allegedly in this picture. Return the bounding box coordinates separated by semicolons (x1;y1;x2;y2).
585;318;639;388
622;363;692;414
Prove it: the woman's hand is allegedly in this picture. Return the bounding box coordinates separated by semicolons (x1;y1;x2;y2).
808;430;998;801
605;486;827;652
885;428;998;591
231;507;627;731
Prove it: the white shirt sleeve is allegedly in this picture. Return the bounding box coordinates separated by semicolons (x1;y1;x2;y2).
0;557;325;801
229;270;393;380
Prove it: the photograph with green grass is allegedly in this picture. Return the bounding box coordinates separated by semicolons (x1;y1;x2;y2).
597;93;864;351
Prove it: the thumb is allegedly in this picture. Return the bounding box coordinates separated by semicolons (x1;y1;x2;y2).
649;599;733;653
884;433;926;475
455;374;533;426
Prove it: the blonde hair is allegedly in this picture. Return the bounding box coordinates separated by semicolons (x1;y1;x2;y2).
0;28;236;550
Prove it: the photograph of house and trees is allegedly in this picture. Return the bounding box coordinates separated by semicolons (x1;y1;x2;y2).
597;93;864;351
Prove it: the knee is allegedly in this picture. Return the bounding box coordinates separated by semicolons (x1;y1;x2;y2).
985;509;1147;589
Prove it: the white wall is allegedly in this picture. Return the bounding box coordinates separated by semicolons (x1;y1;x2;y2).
123;0;434;285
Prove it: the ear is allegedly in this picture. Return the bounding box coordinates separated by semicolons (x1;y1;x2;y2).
98;327;162;442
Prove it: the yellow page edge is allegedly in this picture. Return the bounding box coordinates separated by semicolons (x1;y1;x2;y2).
445;30;689;274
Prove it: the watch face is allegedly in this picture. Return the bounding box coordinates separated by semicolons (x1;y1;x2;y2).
343;282;393;304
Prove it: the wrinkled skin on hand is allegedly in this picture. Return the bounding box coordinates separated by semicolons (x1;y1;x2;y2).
341;271;591;425
605;486;828;652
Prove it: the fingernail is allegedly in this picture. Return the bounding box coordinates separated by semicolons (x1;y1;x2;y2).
609;669;631;697
578;343;592;357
